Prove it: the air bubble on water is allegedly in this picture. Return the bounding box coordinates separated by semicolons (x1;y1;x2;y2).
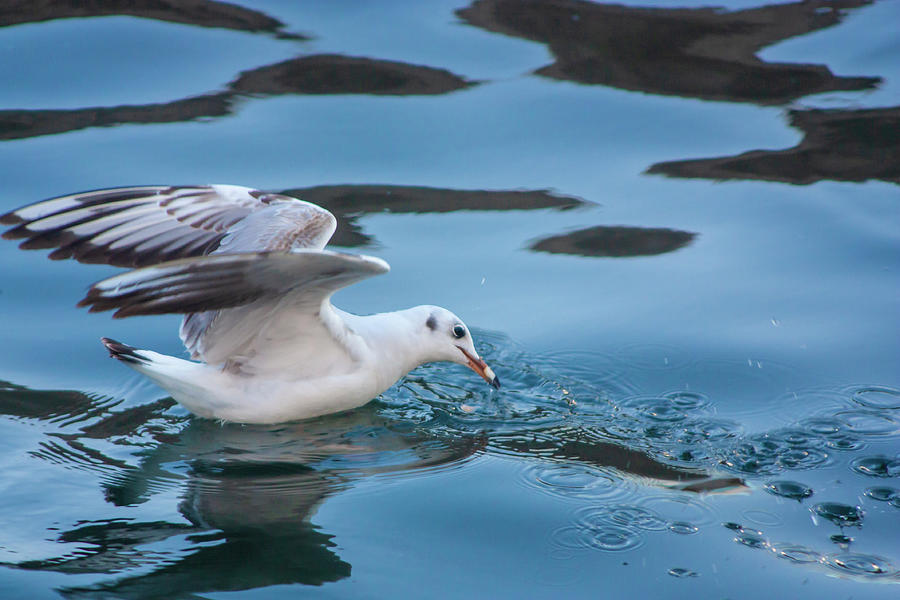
863;486;898;502
851;456;900;478
764;480;813;501
771;544;823;564
668;567;698;578
830;534;853;547
668;521;699;535
825;553;896;577
811;503;864;527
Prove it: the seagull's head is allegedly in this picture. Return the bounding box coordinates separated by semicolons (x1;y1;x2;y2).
417;306;500;390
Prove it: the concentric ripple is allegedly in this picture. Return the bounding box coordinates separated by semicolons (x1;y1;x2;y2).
770;544;824;564
576;504;668;532
550;524;644;553
850;456;900;478
863;486;898;502
519;463;633;502
851;386;900;410
832;410;900;437
637;494;719;527
825;553;897;577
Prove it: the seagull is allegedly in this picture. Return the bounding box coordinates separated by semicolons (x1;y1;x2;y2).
1;185;499;423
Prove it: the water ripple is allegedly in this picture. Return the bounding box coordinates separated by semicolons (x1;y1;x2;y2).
824;553;898;577
575;504;668;532
863;486;899;502
850;456;900;478
520;463;632;502
636;494;719;527
832;410;900;437
851;386;900;410
770;544;824;564
550;524;644;553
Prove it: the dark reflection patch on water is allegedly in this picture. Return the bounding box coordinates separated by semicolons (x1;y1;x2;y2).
283;184;585;248
0;0;306;39
457;0;879;104
648;106;900;186
230;54;477;96
0;56;478;141
529;226;696;258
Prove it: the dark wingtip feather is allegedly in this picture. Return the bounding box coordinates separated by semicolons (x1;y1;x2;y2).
0;211;23;226
100;337;147;365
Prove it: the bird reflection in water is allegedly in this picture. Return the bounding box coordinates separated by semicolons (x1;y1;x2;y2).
1;377;741;596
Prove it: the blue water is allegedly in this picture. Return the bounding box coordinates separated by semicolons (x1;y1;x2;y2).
1;1;898;598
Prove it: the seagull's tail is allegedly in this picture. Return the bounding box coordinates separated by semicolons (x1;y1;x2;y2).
99;337;232;420
101;337;152;366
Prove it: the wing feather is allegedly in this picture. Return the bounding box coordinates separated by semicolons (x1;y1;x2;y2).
1;184;336;267
3;184;348;363
79;250;390;366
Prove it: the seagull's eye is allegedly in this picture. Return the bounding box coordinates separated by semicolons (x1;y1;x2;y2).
452;325;466;339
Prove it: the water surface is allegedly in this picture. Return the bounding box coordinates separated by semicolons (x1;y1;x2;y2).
1;1;898;598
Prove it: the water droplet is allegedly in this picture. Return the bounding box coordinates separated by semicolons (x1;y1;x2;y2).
776;447;829;470
825;436;864;451
825;553;896;576
830;534;853;545
851;456;900;478
800;417;842;436
668;521;699;535
764;480;813;501
851;386;900;410
664;391;709;411
771;544;823;564
811;503;864;527
863;486;898;502
668;567;698;578
735;532;769;549
771;429;815;446
588;525;644;552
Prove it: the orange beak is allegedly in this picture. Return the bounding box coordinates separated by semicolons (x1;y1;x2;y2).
457;347;500;389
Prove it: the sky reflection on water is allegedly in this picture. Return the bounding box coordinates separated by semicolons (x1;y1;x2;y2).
0;0;898;598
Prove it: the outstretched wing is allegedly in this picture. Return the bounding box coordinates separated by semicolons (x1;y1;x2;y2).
0;184;336;267
79;250;390;370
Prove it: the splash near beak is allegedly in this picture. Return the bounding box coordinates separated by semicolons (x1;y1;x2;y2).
457;347;501;389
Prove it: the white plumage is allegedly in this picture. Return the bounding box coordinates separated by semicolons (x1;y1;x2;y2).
2;185;499;423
